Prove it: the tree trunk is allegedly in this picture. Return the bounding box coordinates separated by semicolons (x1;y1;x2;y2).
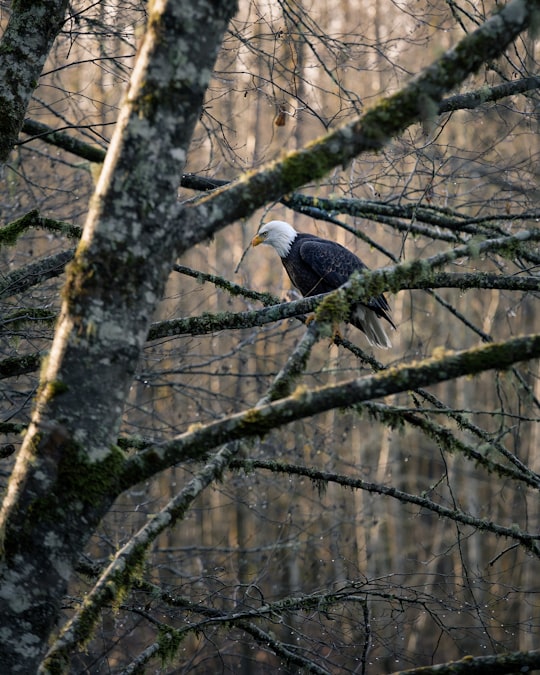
0;0;237;671
0;0;69;164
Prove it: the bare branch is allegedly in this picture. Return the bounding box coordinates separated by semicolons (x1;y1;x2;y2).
229;459;540;554
389;649;540;675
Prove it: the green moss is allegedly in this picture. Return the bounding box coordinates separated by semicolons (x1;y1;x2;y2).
45;380;69;397
26;440;126;533
0;210;82;248
42;539;150;673
61;250;94;308
0;352;42;379
242;408;264;426
235;407;278;438
312;478;327;498
110;542;148;611
0;209;40;247
2;307;57;329
157;626;184;666
279;136;343;190
390;259;435;293
75;444;127;506
364;404;405;432
315;288;350;327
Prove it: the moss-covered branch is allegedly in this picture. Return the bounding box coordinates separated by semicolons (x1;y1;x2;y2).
177;0;539;250
120;592;333;675
362;401;540;490
439;75;540;113
2;265;537;381
41;438;242;673
42;309;321;671
173;263;276;305
0;209;82;247
0;248;75;299
281;193;540;237
128;619;331;675
150;227;540;341
0;352;42;380
148;268;540;342
119;332;540;491
19;119;107;164
411;387;540;478
0;307;57;331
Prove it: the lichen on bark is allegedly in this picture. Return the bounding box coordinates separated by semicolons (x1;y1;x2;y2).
0;0;238;672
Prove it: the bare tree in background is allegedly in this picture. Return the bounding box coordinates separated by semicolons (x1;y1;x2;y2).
1;0;540;673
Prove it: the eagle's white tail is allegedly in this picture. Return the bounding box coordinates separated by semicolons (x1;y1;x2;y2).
352;306;392;349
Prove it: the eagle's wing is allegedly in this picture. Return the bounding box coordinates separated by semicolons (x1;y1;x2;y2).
298;239;393;323
298;239;363;287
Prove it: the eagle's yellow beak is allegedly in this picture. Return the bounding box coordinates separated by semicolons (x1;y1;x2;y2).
251;233;265;247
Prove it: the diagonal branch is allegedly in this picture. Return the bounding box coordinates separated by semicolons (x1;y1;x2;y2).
120;332;540;489
41;313;322;671
175;0;540;252
229;459;540;555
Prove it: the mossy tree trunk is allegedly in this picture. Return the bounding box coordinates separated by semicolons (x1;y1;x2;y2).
0;0;237;671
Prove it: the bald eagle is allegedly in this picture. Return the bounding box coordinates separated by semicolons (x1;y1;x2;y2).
252;220;395;348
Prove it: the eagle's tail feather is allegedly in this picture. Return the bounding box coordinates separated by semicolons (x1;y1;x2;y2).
352;305;393;349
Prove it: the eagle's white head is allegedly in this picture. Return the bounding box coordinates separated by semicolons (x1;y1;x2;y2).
252;220;297;258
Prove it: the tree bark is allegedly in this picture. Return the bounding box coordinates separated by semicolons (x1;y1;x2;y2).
0;0;69;164
0;0;237;671
390;649;540;675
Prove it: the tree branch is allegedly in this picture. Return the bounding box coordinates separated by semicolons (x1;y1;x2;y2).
0;0;70;163
120;332;540;491
0;209;82;246
175;0;539;251
42;307;321;671
229;459;540;555
439;75;540;113
0;1;238;671
19;119;107;163
362;401;540;490
390;649;540;675
0;248;75;299
2;263;537;381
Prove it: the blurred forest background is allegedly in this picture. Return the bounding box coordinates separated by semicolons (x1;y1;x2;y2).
1;0;540;672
